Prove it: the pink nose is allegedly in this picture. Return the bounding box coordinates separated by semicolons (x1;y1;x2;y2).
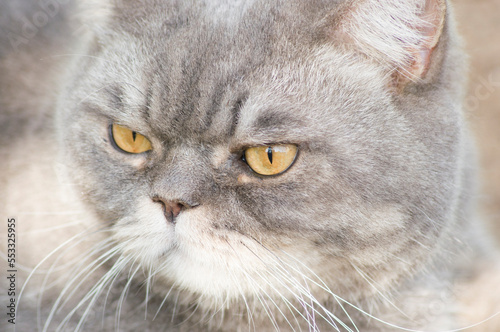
153;198;185;223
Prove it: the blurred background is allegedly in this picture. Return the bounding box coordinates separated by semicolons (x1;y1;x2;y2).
454;0;500;245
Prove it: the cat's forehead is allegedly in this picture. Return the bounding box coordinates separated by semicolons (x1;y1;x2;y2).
102;32;269;144
84;0;389;147
89;43;387;149
109;0;272;36
202;0;258;27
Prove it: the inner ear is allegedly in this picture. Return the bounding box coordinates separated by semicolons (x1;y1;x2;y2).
407;0;447;80
329;0;447;87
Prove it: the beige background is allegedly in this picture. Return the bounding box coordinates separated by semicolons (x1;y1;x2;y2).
454;0;500;244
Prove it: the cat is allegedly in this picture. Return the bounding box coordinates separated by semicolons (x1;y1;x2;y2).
1;0;499;331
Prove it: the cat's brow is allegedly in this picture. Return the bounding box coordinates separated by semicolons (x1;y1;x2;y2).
226;95;247;138
102;83;153;119
106;85;125;111
251;111;303;133
142;85;154;119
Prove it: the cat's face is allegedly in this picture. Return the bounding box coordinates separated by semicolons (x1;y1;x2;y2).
57;0;464;311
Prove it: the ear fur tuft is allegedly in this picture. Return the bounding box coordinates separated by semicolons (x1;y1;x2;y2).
336;0;446;85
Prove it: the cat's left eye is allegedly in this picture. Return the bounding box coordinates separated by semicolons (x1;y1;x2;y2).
110;124;152;154
244;144;298;176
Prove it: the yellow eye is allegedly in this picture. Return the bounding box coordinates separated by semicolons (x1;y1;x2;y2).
244;144;298;176
110;124;152;154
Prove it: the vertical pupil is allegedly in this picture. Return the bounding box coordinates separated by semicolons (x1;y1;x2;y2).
132;131;137;141
266;146;273;164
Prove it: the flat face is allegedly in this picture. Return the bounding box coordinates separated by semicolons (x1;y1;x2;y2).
50;0;466;329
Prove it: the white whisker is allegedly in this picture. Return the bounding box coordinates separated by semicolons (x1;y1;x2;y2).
37;236;115;330
350;262;408;319
153;283;176;320
46;247;127;331
115;261;141;330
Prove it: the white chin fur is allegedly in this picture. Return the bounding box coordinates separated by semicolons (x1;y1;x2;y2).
112;198;287;302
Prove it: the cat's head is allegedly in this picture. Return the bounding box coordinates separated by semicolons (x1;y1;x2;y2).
57;0;467;313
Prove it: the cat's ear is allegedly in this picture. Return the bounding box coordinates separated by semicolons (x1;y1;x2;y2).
333;0;446;86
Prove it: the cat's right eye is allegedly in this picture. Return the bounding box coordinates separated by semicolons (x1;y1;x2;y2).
110;124;152;154
244;144;298;176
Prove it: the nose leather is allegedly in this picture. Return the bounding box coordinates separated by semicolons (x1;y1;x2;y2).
153;197;197;223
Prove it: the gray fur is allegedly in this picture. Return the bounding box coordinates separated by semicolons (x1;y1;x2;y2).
1;0;498;331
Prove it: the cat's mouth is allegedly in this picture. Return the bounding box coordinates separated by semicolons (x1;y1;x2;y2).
110;198;321;301
157;220;328;303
